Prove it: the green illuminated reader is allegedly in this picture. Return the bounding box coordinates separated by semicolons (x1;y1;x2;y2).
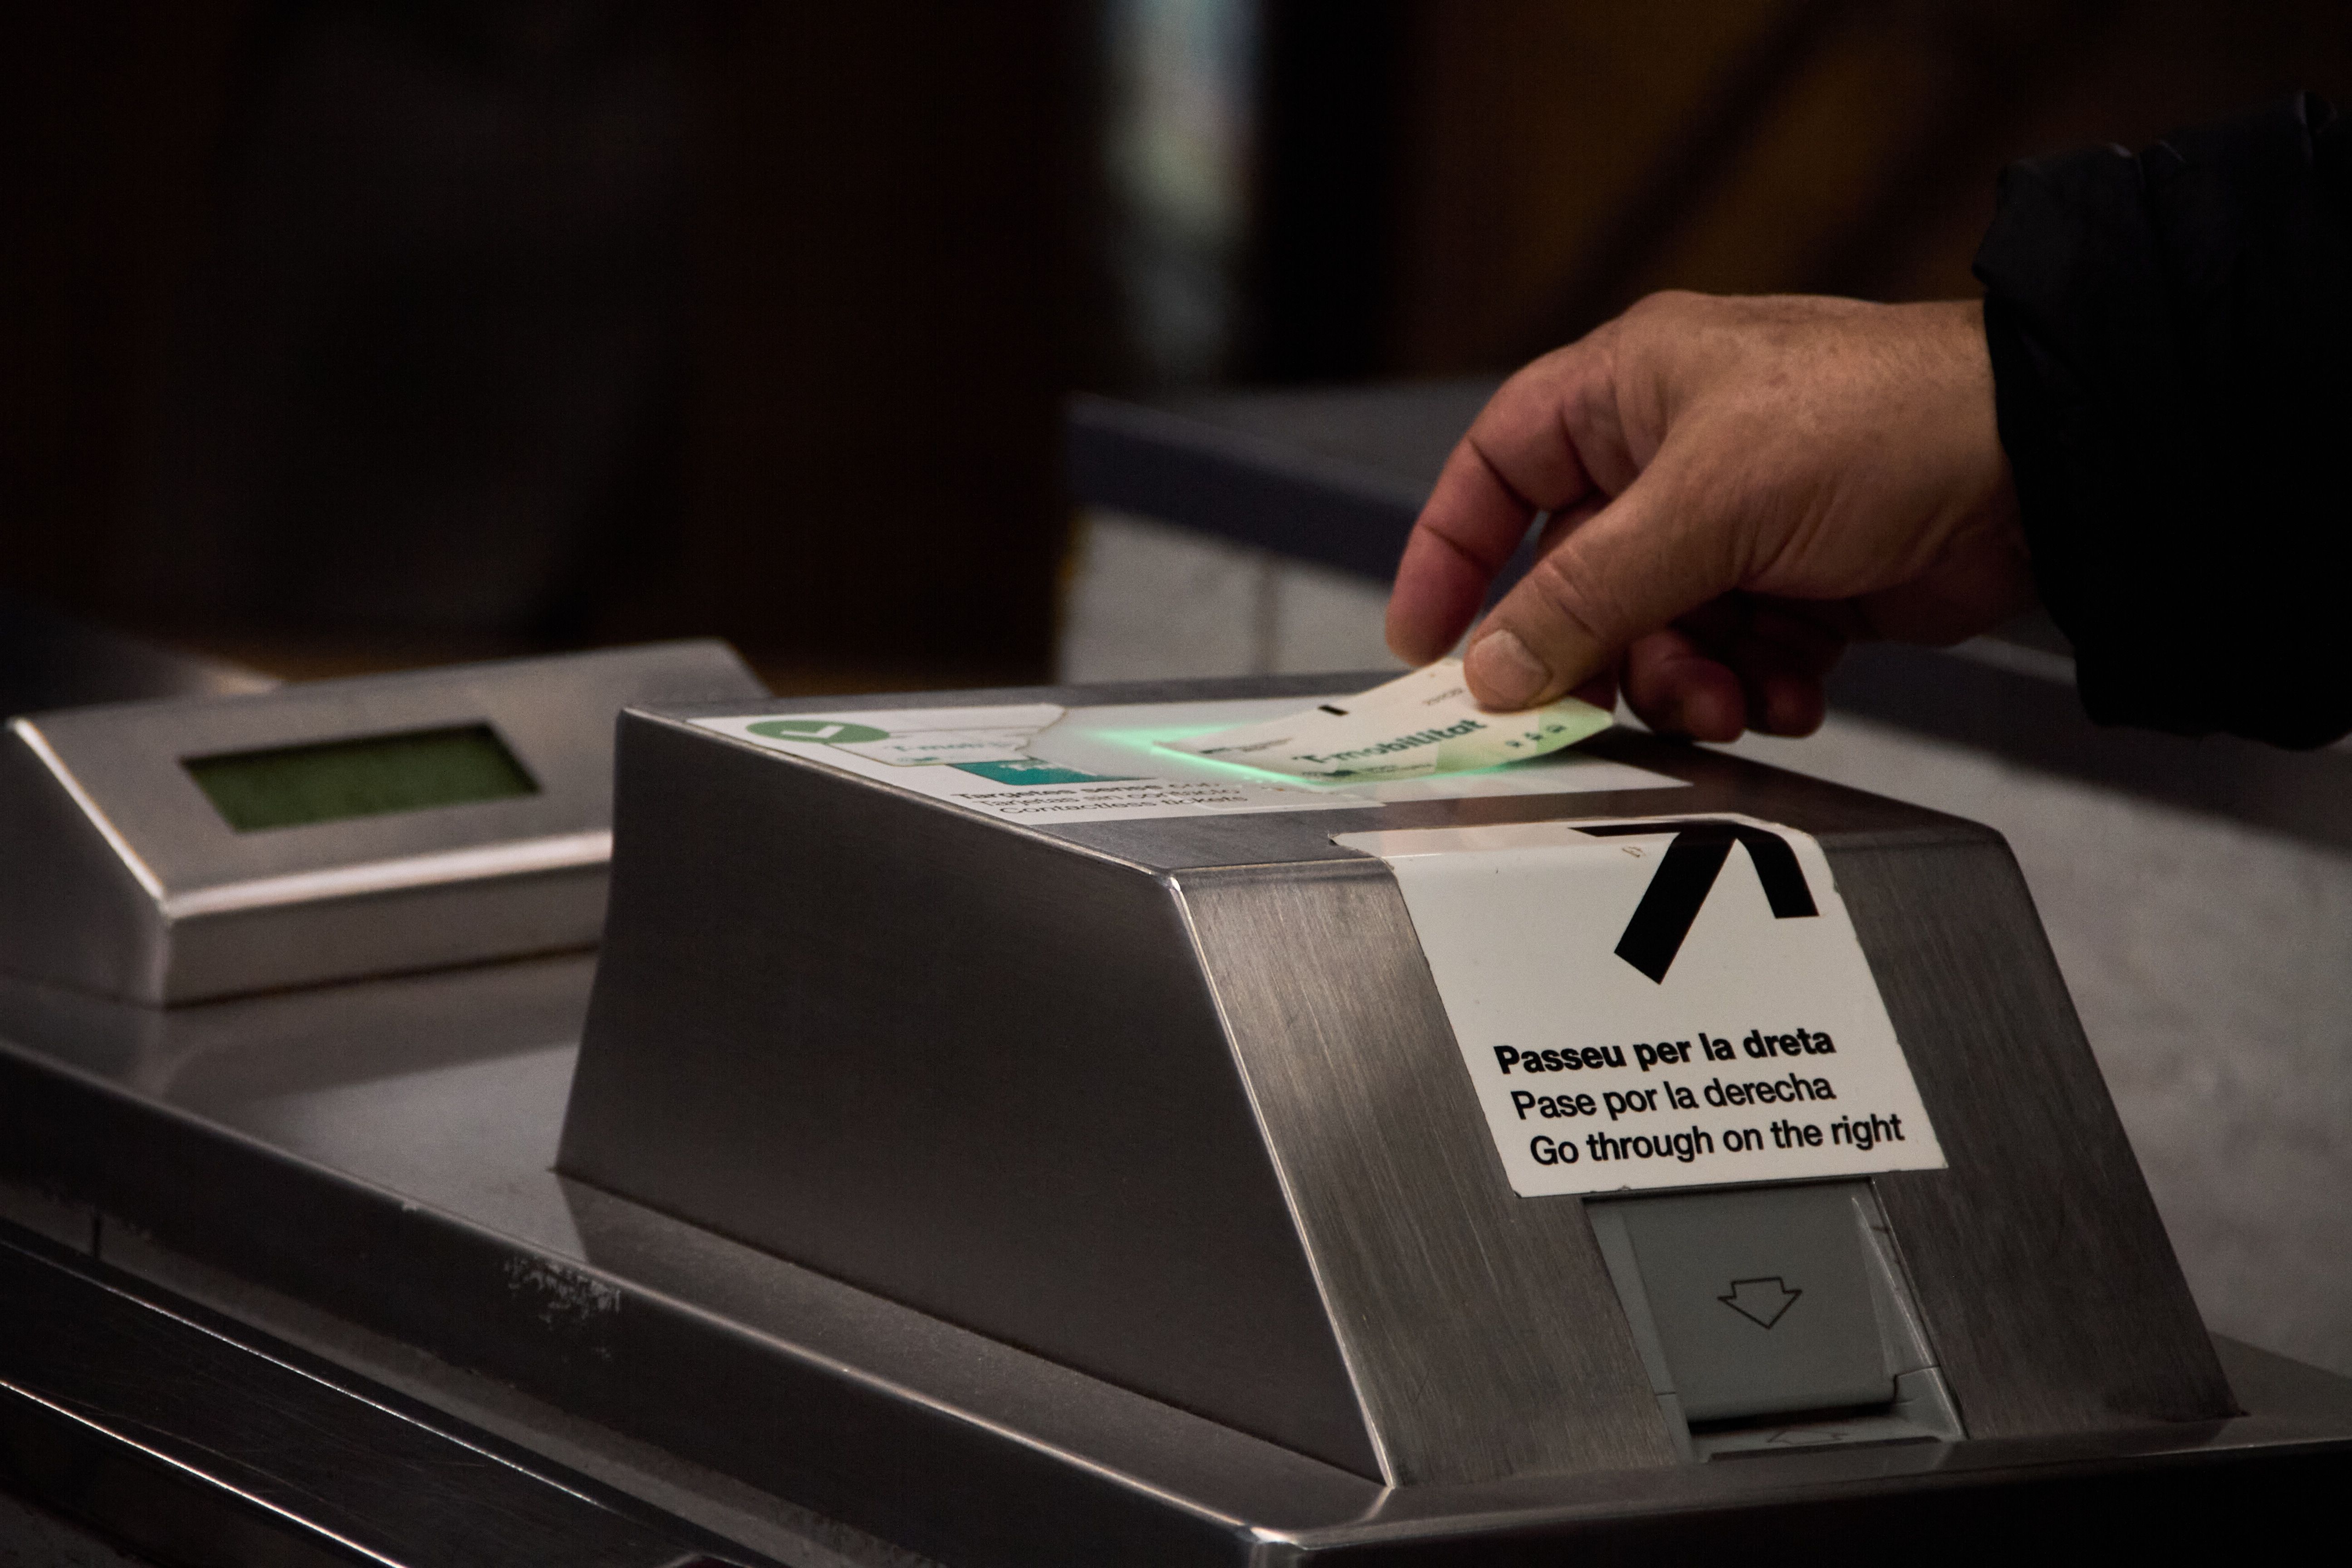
0;642;764;1005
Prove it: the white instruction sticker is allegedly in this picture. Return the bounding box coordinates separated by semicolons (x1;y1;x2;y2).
1335;815;1944;1196
692;697;1683;826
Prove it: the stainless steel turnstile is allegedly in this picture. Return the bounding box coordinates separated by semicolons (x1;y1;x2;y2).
3;661;2350;1566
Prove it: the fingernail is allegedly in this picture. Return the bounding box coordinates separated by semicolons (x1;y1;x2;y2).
1467;628;1549;709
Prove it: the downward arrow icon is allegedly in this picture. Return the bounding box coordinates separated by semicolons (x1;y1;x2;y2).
1720;1276;1802;1328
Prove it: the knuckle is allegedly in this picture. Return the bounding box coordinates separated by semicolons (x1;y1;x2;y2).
1519;549;1618;650
1626;288;1697;319
1622;290;1718;343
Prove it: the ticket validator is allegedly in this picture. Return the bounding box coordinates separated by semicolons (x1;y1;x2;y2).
560;679;2337;1534
3;663;2348;1566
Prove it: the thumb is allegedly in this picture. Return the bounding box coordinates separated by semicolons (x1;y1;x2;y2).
1461;466;1743;708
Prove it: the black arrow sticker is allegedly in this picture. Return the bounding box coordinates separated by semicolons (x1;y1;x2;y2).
1582;820;1819;983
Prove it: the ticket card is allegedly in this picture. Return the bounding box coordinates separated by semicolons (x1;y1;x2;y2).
1156;658;1612;782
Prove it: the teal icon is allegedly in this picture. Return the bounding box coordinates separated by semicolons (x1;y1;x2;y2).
749;719;892;745
952;759;1133;786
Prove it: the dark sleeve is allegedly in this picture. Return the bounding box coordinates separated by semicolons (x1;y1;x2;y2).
1972;93;2352;749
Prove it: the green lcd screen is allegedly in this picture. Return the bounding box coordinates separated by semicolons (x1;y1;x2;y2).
184;723;538;833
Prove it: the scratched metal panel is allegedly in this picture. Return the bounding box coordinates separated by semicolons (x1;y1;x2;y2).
0;1234;736;1568
1833;835;2236;1433
1178;862;1680;1484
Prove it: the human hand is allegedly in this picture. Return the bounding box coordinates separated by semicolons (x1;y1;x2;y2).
1384;293;2031;740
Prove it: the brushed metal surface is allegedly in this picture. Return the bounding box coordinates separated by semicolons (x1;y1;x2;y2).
0;945;2343;1566
0;641;763;1003
0;954;595;1109
1175;862;1677;1481
560;715;1381;1477
564;673;2235;1485
1834;836;2237;1432
0;1007;1373;1568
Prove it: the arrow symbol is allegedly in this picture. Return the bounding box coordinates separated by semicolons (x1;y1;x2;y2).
1720;1276;1802;1328
1582;821;1819;983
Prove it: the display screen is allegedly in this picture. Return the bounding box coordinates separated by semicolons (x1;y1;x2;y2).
184;724;538;833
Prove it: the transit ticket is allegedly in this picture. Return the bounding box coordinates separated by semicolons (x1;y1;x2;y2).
1156;658;1612;782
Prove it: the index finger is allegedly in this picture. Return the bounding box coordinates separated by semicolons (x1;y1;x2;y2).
1385;348;1617;663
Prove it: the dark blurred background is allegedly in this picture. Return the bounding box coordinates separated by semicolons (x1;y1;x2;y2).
5;0;2349;691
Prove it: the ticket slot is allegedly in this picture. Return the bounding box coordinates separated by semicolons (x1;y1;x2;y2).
1588;1182;1963;1460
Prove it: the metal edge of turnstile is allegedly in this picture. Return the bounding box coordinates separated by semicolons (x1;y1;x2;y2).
0;1220;778;1568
